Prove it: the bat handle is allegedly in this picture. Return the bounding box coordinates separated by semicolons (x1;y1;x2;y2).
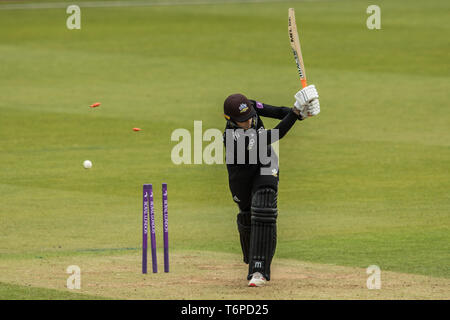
301;79;307;88
300;78;310;117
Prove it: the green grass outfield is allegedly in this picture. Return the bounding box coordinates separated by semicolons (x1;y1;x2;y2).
0;0;449;299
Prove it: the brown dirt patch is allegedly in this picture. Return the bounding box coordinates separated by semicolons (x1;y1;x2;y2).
0;251;448;299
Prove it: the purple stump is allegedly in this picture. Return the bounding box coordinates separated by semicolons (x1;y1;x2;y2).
149;184;158;273
142;184;151;274
162;183;169;272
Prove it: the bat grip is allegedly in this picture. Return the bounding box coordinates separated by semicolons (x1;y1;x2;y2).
301;79;307;88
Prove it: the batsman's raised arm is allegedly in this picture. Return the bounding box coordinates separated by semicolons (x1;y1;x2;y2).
262;85;321;141
250;85;320;123
251;100;292;120
222;85;321;148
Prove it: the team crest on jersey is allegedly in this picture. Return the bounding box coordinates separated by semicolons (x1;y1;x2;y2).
272;168;278;177
239;103;248;113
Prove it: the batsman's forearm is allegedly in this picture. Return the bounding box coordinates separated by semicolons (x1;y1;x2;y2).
266;109;298;142
260;103;303;121
275;109;298;139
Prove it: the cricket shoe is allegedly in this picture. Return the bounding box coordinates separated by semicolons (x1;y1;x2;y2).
248;272;266;287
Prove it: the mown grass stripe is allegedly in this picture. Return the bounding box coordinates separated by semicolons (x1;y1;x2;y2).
0;0;324;11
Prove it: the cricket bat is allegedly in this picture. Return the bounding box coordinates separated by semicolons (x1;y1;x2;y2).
288;8;307;89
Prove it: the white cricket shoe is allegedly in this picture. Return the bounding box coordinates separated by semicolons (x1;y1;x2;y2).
248;272;266;287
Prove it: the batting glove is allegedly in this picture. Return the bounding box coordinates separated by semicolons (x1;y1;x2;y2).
294;84;319;107
307;99;320;116
293;84;320;118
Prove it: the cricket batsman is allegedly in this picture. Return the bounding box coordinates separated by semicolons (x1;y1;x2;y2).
222;85;320;287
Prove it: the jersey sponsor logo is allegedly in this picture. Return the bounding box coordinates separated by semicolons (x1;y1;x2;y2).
239;103;248;113
256;101;263;109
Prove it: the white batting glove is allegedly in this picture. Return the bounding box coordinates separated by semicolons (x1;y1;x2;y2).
293;85;320;118
294;99;320;118
307;99;320;116
294;100;308;119
294;84;319;107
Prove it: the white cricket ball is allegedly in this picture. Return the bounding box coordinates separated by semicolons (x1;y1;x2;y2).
83;160;92;169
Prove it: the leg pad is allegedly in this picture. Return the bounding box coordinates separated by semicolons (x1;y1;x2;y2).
248;188;278;280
